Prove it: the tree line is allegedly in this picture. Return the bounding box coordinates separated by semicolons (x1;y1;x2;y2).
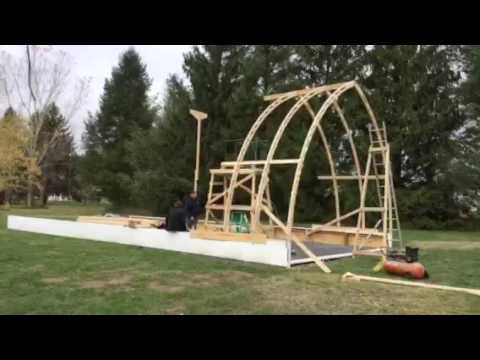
79;45;480;229
0;46;87;207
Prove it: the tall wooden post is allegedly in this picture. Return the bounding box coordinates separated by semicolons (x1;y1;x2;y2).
190;110;208;193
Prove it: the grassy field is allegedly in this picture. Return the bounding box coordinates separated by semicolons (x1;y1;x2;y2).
1;203;479;314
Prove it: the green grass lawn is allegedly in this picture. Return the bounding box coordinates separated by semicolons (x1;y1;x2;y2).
1;203;479;314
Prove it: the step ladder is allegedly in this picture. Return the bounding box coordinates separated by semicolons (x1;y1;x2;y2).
368;123;403;250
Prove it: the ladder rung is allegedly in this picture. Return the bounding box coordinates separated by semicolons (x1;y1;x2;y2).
370;147;387;152
369;127;385;132
212;182;224;186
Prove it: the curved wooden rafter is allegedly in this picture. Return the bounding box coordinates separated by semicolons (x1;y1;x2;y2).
302;101;341;227
326;91;363;196
281;83;357;233
223;92;300;231
253;85;349;231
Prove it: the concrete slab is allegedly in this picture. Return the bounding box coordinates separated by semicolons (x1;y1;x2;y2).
290;241;353;265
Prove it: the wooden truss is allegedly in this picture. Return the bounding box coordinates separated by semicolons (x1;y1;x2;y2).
193;81;402;272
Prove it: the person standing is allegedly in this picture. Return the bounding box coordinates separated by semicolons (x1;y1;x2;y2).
184;191;202;230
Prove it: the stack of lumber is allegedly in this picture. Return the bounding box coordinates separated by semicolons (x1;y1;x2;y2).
77;215;165;229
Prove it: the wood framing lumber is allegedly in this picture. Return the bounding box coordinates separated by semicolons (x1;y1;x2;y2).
191;109;207;193
303;101;340;226
291;252;353;266
317;175;385;180
191;229;268;243
128;215;165;221
208;174;253;204
323;209;361;226
263;81;354;102
210;168;261;175
326;90;363;195
223;93;300;231
342;273;480;297
309;225;381;236
364;207;386;212
221;159;300;167
370;146;387;153
207;205;253;211
77;216;164;228
189;109;208;122
261;205;331;273
256;83;355;234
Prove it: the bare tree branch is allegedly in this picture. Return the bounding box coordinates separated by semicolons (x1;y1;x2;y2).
26;45;37;105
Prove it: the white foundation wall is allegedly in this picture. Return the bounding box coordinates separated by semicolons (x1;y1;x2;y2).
7;216;289;267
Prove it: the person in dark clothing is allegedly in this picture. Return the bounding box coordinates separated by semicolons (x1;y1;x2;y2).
184;191;202;230
166;200;187;232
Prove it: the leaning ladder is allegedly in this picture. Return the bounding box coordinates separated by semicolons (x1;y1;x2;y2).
368;123;403;250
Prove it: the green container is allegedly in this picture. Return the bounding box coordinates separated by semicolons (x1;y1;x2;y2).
231;212;250;233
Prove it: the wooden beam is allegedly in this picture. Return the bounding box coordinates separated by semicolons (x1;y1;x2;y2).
309;225;381;236
291;252;352;266
207;204;252;211
317;175;385;180
221;159;299;167
364;207;386;212
208;174;253;205
323;208;361;227
264;81;354;102
284;83;356;232
342;273;480;297
262;205;331;273
190;109;207;193
189;109;208;122
327;90;363;196
191;229;268;243
210;168;260;175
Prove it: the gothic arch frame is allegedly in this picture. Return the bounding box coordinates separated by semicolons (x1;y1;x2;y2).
197;81;402;272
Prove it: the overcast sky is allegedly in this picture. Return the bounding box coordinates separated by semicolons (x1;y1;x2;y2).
0;45;193;147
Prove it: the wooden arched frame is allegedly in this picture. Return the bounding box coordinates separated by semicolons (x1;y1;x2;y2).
223;81;385;235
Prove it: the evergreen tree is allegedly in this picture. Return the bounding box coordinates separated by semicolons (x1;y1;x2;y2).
127;75;193;214
82;47;156;206
364;45;471;227
183;45;251;172
38;103;75;205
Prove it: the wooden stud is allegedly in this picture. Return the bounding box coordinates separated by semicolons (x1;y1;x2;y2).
281;83;355;234
327;91;363;196
223;92;300;231
302;101;341;227
208;174;253;205
317;175;386;180
342;273;480;297
221;159;299;167
262;205;331;273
